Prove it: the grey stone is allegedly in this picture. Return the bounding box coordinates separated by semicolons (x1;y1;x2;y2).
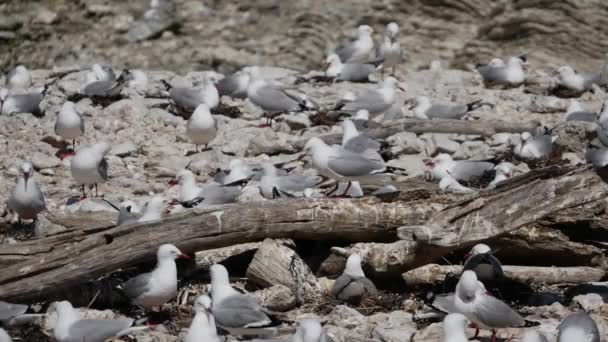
31;152;61;170
368;310;417;341
252;284;297;312
387;132;423;155
34;216;68;237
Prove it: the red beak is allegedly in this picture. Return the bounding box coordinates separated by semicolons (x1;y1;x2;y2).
423;159;435;167
522;63;530;72
297;154;306;161
463;252;471;259
178;253;191;259
23;172;30;191
168;179;178;186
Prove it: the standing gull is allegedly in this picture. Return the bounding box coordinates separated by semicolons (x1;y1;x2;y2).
409;96;483;120
216;67;252;99
512;131;554;160
53;300;134;342
210;264;275;331
120;244;189;308
454;270;525;341
8;161;46;223
54;101;85;154
186;103;217;152
463;244;503;287
442;313;470;342
324;54;379;82
557;312;600;342
330;254;377;304
333;25;375;63
6;65;31;91
185;295;221;342
564;99;596;122
162;76;220;113
334;76;404;117
476;57;528;88
70;142;110;197
377;22;402;76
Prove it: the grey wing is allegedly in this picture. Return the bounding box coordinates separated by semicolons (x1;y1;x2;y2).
68;319;133;342
359;277;378;296
582;72;601;89
586;148;608;168
330;274;354;298
33;184;46;210
344;134;381;153
334;42;356;62
253;85;301;112
328;152;384;177
170;87;202;109
98;158;109;181
82;81;112;96
529;135;553;157
11;93;43;113
202;185;240;205
122;272;152;299
598;122;608;148
338;63;374;82
276;174;320;192
478;66;507;83
474;295;524;328
214;295;271;328
0;301;27;321
431;293;456;313
342;89;389;114
216;74;240;96
427;104;468;119
451;161;494;182
565;111;597;122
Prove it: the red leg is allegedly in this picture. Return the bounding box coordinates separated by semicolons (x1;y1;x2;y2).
491;330;497;342
81;185;87;199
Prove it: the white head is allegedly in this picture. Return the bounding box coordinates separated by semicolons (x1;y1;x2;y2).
357;25;374;37
344;254;365;278
557;65;576;80
341;119;358;144
354;109;369;120
192;103;212;119
91;64;108;80
325;54;342;66
425;153;453;168
489;58;505;67
520;132;532;142
303;137;327;155
456;270;480;302
174;169;196;186
193;294;212;314
442;313;469;337
157;243;188;261
141;196;167;220
210;264;233;301
385;22;399;39
19;161;34;181
293;319;326;342
60;101;77;114
468;243;492;257
382;76;399;89
54;300;80;340
411;96;431;111
507;57;528;71
494;162;514;178
245;66;261;79
14;65;28;75
340;91;356;102
429;60;442;71
522;330;548;342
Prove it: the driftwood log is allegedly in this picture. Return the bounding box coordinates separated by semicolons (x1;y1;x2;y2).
402;264;606;286
0;165;606;301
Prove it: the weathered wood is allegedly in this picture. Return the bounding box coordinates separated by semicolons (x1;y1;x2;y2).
402;264;606;286
246;239;321;304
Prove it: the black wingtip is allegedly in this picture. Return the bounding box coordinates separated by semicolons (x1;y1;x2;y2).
161;79;173;91
524;319;540;327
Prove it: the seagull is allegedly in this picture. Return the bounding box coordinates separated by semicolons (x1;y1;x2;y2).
259;163;321;199
557;312;600;342
377;22;402;76
90;64;116;82
586;143;608;169
8;161;46;223
439;175;475;194
0;301;28;323
425;154;494;183
290;319;332;342
216;67;253;99
246;67;317;126
324;54;379;82
54;101;85;152
488;162;514;188
512;131;554;160
82;69;133;98
564;99;596;122
454;270;525;342
185;295;221;342
101;199;141;225
53;300;134;342
170;169;241;206
476;57;528;87
521;330;549;342
120;244;189;308
6;65;32;91
341;119;381;154
555;65;600;93
219;159;258;185
162;76;220;113
333;25;375;63
137;196;168;223
70;142;110;198
408;96;483;120
442;313;470;342
210;264;275;331
330;254;377;304
463;244;503;287
334;76;404;117
1;86;47;116
0;328;11;342
186;103;217;152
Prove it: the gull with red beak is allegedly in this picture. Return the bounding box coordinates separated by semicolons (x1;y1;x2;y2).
512;131;554;160
425;154;493;183
185;295;221;342
70;142;111;198
334;76;405;117
119;244;190;309
488;162;514;188
8;161;46;223
333;25;375;63
476;56;528;88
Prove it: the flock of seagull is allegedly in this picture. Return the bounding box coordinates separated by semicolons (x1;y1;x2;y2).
0;19;606;342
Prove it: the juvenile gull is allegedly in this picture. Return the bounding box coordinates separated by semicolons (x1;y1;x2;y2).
186;103;217;152
521;330;549;342
488;162;514;188
463;244;503;287
0;301;28;323
409;96;483;119
8;161;46;222
557;312;600;342
512;132;554;160
171;169;241;205
0;328;11;342
325;54;379;82
334;76;404;117
333;25;375;63
259;163;321;199
563;99;596;122
53;300;133;342
54;101;85;151
442;313;470;342
216;67;252;99
454;270;525;341
185;295;221;342
137;196;167;223
377;22;402;76
82;69;132;98
6;65;31;91
162;76;220;113
476;57;527;87
426;154;493;183
210;264;275;330
330;254;377;304
120;244;189;308
70;142;111;197
556;65;600;93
